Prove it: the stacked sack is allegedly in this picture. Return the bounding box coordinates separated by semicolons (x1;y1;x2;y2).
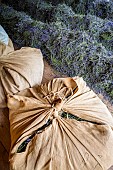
0;25;44;108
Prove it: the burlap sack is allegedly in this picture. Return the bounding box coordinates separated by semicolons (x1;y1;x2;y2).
0;47;44;108
7;77;113;170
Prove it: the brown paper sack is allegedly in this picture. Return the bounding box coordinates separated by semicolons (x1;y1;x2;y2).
0;47;44;108
7;77;113;170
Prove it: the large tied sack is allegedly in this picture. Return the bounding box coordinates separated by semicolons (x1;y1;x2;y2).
7;77;113;170
0;47;44;108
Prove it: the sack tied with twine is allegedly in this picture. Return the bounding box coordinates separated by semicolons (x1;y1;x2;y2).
7;77;113;170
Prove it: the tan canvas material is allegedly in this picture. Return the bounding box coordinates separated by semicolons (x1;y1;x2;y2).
7;77;113;170
0;47;44;108
0;39;14;57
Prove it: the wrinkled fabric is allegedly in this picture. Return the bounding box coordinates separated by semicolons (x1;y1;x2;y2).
0;47;44;108
7;77;113;170
0;38;14;57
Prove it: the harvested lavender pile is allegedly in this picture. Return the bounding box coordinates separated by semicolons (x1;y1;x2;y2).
0;0;113;103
